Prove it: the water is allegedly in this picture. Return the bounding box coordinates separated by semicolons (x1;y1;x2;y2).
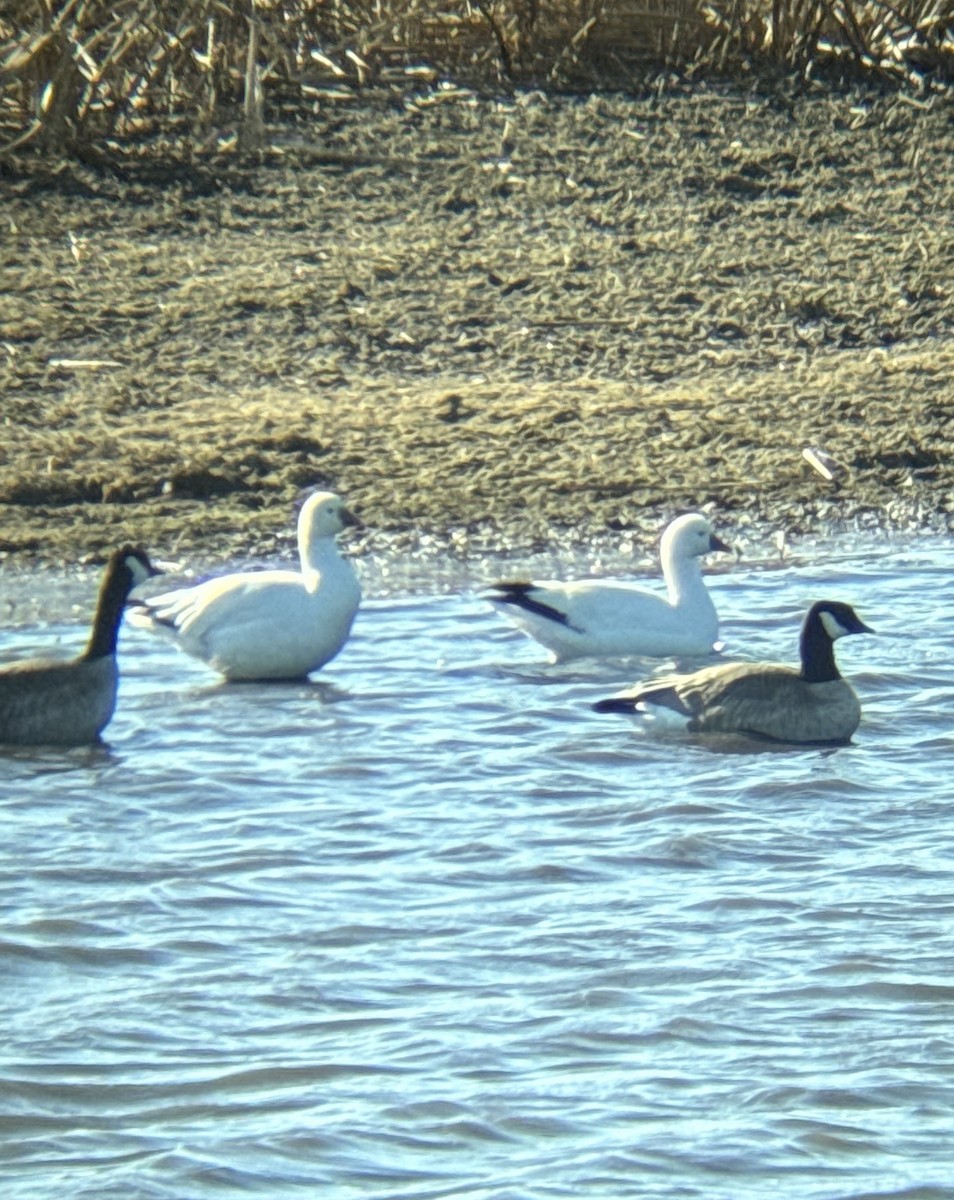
2;537;954;1200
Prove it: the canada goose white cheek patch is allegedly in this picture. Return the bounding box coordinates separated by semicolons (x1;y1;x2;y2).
125;555;156;589
819;610;852;640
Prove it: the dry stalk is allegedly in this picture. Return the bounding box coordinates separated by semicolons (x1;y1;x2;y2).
1;0;951;159
237;8;264;154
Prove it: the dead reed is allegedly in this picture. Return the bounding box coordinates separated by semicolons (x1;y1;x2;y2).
1;0;951;158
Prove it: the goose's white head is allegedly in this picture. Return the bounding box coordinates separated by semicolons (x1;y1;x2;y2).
298;490;361;547
661;513;731;561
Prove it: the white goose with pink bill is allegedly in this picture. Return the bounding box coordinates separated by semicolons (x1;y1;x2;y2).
592;600;873;746
483;513;730;662
128;490;361;681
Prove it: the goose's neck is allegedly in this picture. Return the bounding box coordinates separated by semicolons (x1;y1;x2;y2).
301;535;343;577
82;567;128;661
665;554;708;608
799;615;840;683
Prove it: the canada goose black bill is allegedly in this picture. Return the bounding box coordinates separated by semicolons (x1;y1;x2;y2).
0;546;159;747
592;600;873;746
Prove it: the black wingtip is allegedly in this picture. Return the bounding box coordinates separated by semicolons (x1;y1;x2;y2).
592;696;637;715
486;581;581;632
126;599;177;632
485;580;536;599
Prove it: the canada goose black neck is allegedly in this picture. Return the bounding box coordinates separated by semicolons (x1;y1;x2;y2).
799;605;844;684
798;600;872;684
82;548;154;661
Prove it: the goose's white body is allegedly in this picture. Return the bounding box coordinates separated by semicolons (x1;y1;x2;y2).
485;514;728;661
129;492;361;681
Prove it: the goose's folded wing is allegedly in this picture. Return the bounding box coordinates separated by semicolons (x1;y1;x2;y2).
135;571;301;639
675;664;852;741
673;662;795;708
485;581;580;630
488;578;669;635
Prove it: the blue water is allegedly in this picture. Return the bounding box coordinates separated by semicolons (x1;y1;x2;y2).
2;537;954;1199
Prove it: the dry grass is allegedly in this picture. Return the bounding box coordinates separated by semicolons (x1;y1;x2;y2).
2;346;952;564
2;78;951;563
2;0;952;158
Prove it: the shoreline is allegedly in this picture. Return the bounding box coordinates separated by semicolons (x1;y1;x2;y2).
0;526;949;636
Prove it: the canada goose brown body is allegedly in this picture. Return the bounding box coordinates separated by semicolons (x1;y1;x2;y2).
0;547;157;746
593;600;872;746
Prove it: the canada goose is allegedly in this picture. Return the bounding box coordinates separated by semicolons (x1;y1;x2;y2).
592;600;873;746
0;546;158;746
127;490;361;681
484;513;730;661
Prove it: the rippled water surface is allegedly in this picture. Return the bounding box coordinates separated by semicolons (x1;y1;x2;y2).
3;538;954;1199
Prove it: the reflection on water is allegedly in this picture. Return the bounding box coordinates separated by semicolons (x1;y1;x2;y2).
2;538;954;1199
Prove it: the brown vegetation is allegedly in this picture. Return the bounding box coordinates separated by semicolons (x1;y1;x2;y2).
2;1;952;160
1;79;952;568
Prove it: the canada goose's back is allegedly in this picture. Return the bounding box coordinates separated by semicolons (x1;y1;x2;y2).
0;655;118;745
660;662;862;744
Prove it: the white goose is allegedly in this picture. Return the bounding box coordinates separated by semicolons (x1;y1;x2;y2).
484;513;730;661
128;490;361;681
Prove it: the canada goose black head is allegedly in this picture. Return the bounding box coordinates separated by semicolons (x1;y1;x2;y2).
799;600;873;685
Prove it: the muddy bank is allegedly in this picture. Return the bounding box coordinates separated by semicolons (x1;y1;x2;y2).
1;86;953;572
